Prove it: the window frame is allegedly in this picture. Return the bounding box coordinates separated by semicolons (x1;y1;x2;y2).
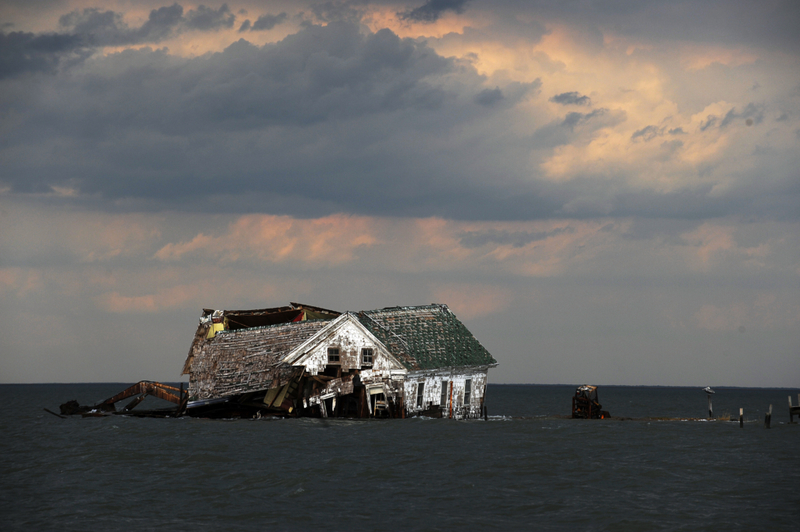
416;382;425;408
361;347;374;365
464;379;472;406
327;347;340;364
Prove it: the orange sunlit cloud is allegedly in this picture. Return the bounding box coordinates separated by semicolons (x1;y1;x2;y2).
154;214;379;265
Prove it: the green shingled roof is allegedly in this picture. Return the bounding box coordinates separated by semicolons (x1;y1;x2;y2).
356;304;497;371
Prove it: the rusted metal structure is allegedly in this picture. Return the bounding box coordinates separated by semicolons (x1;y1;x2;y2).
572;385;610;419
57;381;188;417
182;302;498;419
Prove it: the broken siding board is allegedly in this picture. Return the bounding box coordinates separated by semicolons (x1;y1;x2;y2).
188;320;328;401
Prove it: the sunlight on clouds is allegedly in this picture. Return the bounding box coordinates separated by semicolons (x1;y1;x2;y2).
679;46;759;71
0;268;44;297
679;222;774;272
155;214;378;265
98;284;197;313
432;283;514;319
680;222;736;267
95;273;279;313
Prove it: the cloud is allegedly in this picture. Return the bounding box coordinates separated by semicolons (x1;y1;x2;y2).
561;108;611;130
58;5;185;46
97;284;197;313
458;227;572;248
549;91;591;106
399;0;471;23
431;283;514;319
0;31;89;78
1;1;799;226
474;87;503;106
240;13;288;32
1;4;242;78
631;124;662;141
719;102;765;128
154;214;379;266
184;4;236;31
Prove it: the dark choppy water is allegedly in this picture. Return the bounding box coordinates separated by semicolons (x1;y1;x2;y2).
2;384;798;531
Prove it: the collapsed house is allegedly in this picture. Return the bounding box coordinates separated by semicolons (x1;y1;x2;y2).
182;302;498;419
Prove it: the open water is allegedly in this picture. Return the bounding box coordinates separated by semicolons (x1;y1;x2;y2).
1;383;798;531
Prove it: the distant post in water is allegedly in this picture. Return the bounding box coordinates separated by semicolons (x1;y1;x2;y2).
789;394;800;424
765;404;772;429
703;386;715;419
739;407;743;428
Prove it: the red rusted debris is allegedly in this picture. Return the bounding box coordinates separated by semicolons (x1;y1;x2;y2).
572;385;611;419
57;381;188;418
55;302;499;420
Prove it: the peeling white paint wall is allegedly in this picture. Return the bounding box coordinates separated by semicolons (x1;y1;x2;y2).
292;319;403;376
403;367;490;419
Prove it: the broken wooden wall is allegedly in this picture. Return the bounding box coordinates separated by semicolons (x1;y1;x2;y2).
188;321;328;401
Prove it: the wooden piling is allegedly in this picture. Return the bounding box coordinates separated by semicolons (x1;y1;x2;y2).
764;404;772;429
789;394;800;424
707;395;714;418
739;408;743;428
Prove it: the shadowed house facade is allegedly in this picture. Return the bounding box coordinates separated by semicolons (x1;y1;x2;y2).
182;303;497;419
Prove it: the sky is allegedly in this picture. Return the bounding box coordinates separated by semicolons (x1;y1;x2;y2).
1;0;798;387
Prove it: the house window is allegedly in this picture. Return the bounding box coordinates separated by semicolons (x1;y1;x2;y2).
361;348;373;365
440;380;448;406
416;382;424;408
327;347;340;363
464;379;472;405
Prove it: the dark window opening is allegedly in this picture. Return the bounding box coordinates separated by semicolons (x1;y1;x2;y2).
464;379;472;405
440;380;448;406
361;348;373;365
416;382;425;408
327;347;340;363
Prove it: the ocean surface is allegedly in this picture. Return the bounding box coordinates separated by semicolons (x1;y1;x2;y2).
1;383;798;531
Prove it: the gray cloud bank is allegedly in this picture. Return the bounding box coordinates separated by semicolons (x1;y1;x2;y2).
0;2;798;222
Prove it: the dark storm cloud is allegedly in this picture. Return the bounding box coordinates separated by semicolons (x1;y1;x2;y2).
58;4;184;46
249;13;288;31
0;22;485;206
549;92;591;106
0;31;88;78
1;4;242;79
311;2;364;23
474;87;503;106
562;108;609;130
184;4;235;31
399;0;470;23
2;3;797;223
497;0;800;53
